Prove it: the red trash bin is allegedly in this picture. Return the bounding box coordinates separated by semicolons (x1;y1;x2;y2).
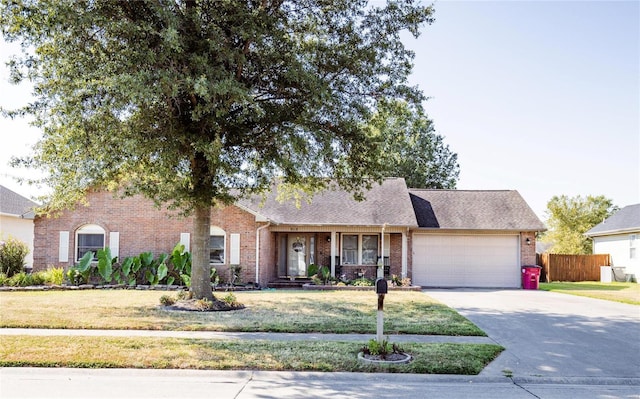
521;265;541;290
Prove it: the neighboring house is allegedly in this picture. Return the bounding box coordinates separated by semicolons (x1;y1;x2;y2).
0;185;39;269
585;204;640;281
33;178;545;288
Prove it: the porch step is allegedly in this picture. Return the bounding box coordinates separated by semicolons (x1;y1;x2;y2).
267;278;312;289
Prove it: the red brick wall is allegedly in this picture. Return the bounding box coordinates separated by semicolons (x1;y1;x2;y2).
388;233;402;277
209;206;259;285
520;232;537;266
33;191;263;286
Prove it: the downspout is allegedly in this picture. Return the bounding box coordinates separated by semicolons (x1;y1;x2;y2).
255;222;271;286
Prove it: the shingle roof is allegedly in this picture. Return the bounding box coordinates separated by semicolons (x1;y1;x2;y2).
238;178;418;227
409;189;546;231
0;185;38;219
585;204;640;236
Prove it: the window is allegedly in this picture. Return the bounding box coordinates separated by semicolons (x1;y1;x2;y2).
342;234;379;265
76;224;105;261
342;235;358;265
631;235;638;260
210;226;225;264
361;235;379;265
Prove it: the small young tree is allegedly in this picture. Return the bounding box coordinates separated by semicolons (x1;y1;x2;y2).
541;195;618;254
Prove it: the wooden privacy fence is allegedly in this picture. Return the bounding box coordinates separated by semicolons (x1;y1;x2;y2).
537;253;611;282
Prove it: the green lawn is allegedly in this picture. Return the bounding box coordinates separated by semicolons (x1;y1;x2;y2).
0;335;503;375
539;282;640;305
0;289;485;335
0;289;501;374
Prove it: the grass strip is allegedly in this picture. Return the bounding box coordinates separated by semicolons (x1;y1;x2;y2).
539;282;640;305
0;290;484;336
0;335;503;375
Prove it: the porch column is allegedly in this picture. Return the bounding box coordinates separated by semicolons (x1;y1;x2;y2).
330;231;336;277
401;230;408;278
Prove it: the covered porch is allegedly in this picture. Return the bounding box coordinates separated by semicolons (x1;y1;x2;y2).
269;225;409;282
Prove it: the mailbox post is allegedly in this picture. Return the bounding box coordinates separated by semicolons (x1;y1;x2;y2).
375;278;388;344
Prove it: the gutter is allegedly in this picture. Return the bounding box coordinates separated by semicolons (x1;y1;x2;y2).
255;222;271;286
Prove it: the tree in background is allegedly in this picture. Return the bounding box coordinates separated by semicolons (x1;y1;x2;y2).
372;100;459;189
541;195;618;254
1;1;434;300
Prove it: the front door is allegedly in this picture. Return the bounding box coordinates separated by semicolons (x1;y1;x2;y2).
288;235;307;277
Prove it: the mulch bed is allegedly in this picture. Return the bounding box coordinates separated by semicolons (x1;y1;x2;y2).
162;299;245;312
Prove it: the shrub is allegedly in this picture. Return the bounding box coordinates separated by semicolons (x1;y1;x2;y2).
30;272;46;286
8;272;32;287
0;272;7;286
361;338;404;360
222;293;240;307
351;278;373;287
42;267;65;285
390;275;412;287
159;295;176;306
0;237;29;277
176;290;191;300
194;298;213;311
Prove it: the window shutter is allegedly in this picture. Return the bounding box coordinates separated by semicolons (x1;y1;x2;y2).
109;232;120;258
58;231;69;262
180;233;190;252
230;233;240;264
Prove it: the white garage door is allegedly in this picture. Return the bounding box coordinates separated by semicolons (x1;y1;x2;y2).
413;234;520;288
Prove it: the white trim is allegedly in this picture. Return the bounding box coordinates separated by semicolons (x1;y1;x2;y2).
255;223;270;284
58;231;69;263
230;233;240;264
209;226;226;265
401;231;408;278
180;233;190;252
109;232;120;259
330;231;336;276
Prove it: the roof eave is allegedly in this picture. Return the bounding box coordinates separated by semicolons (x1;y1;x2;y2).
233;203;270;223
585;227;640;237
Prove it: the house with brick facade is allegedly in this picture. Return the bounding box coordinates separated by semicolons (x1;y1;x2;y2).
1;185;39;269
33;178;545;288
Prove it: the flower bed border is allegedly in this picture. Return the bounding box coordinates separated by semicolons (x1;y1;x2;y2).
357;351;413;365
302;283;421;291
0;284;258;292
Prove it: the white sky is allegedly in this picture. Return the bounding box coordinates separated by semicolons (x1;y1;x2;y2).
1;0;639;220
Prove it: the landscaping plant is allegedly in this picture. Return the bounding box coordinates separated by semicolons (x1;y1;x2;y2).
0;237;29;277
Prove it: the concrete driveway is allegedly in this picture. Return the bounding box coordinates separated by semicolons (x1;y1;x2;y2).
425;289;640;380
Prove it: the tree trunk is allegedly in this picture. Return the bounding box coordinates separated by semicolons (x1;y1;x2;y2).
191;204;214;301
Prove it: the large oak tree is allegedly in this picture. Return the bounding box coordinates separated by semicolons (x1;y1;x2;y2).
373;99;458;189
1;0;434;299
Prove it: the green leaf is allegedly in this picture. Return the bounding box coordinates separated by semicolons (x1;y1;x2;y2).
131;257;142;273
145;270;156;285
157;262;168;282
97;248;113;283
121;257;133;276
140;252;153;268
77;251;93;273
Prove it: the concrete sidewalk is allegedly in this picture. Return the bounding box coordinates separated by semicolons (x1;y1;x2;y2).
2;367;639;399
0;327;493;344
